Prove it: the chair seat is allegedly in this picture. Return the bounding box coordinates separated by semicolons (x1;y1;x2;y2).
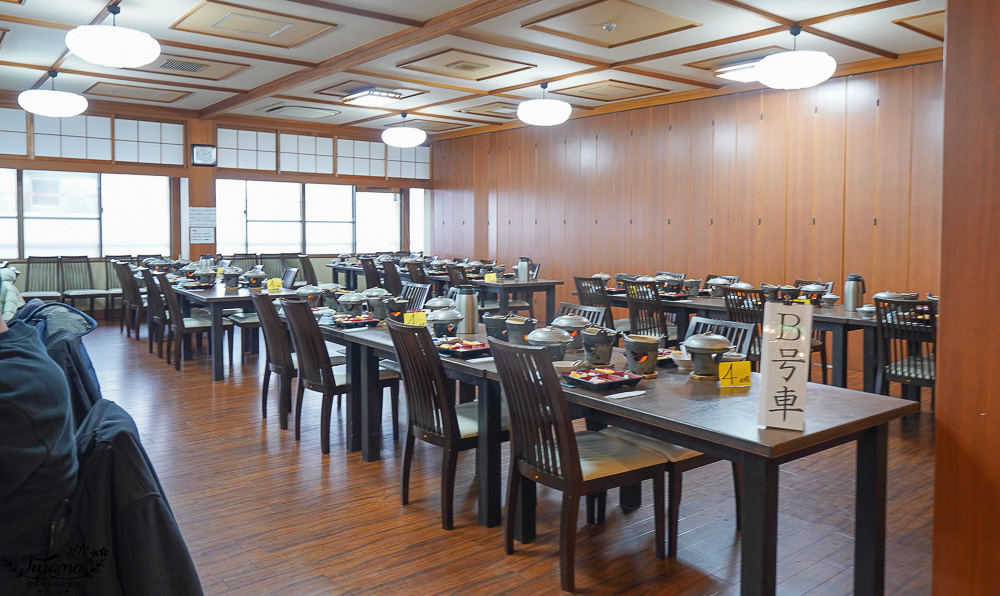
290;353;346;368
62;288;105;298
329;363;399;384
481;300;530;311
600;427;702;463
21;291;62;300
107;288;123;296
810;337;823;349
182;317;234;329
228;313;260;326
613;318;631;334
455;401;510;439
576;430;668;481
379;359;401;374
222;307;243;316
886;355;935;381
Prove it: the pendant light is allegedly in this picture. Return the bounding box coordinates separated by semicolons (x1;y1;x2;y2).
66;5;161;69
381;113;427;148
517;83;572;127
755;26;837;90
18;71;88;118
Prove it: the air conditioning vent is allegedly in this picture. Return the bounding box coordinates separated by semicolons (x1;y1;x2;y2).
159;59;210;72
445;60;489;72
264;105;340;119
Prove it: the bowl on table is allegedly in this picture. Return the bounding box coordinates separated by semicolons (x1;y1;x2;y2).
670;351;693;371
856;305;876;319
820;293;839;307
553;360;583;374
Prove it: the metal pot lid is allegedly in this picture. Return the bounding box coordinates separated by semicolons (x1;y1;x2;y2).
635;275;657;282
222;266;243;275
319;283;344;292
872;291;904;300
684;278;702;284
425;296;456;309
682;333;732;353
429;260;445;266
442;259;455;264
592;272;611;280
551;314;591;328
180;263;200;271
363;287;390;297
427;308;464;323
338;292;368;303
296;285;322;295
624;334;661;344
526;326;573;344
654;275;673;281
729;281;754;290
582;326;615;336
244;269;267;279
194;267;216;275
800;283;827;292
707;277;731;285
467;260;483;267
823;293;839;298
505;315;533;325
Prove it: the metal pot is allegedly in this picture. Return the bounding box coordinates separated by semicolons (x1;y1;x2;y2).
592;272;612;284
243;269;267;289
873;291;918;301
425;296;456;311
821;293;839;307
729;281;754;290
427;308;464;337
623;334;660;375
799;283;828;304
168;259;190;272
760;284;781;302
193;267;216;284
526;326;574;361
149;258;171;272
683;279;703;295
364;287;390;298
322;288;344;308
296;285;323;307
483;312;511;341
385;297;410;322
778;285;801;301
581;326;618;366
550;313;591;350
505;315;538;346
179;263;200;279
706;277;732;297
337;292;368;316
683;333;734;380
222;266;243;288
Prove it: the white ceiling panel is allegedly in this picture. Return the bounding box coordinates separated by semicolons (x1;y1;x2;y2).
811;0;946;53
309;0;482;22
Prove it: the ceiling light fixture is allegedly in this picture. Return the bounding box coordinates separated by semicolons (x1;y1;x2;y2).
517;83;572;127
18;71;88;118
381;113;427;148
714;62;760;83
66;5;161;69
754;26;837;90
343;88;403;107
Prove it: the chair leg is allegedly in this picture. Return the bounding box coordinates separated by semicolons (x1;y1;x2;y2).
120;302;126;332
261;367;271;419
559;492;580;592
390;381;400;442
156;325;165;358
401;429;415;505
165;329;173;364
320;392;333;455
667;467;682;558
441;448;459;530
504;458;520;555
653;471;666;560
148;320;155;353
819;343;828;385
294;382;305;441
173;331;182;371
227;327;234;365
731;462;743;531
585;492;607;525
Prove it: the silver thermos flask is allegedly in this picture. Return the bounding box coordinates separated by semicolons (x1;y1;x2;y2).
843;273;866;312
454;285;479;334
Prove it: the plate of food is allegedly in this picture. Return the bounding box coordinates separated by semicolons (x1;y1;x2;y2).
436;339;490;358
178;282;215;289
562;368;642;391
334;315;379;329
661;292;691;301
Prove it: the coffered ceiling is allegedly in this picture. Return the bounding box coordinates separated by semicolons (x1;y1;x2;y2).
0;0;946;140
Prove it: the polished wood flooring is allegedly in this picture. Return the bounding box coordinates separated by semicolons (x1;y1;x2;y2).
85;324;933;595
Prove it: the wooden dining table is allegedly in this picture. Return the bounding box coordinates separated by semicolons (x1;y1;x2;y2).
322;322;916;595
174;284;299;381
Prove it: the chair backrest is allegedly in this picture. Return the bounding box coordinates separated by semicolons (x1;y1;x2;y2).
401;282;431;310
60;256;96;291
359;257;381;289
406;261;429;284
281;267;299;289
491;340;581;485
445;264;469;287
382;262;404;295
231;253;257;272
294;254;318;285
281;298;336;391
723;287;765;327
114;261;142;306
529;263;540;279
259;254;284;279
623;280;671;337
140;268;168;321
552;302;607;326
251;292;294;372
24;256;60;292
574;276;613;327
386;320;458;440
705;274;740;288
281;253;302;273
156;274;186;331
656;271;685;280
793;279;835;293
874;298;937;382
105;255;132;290
683;316;756;355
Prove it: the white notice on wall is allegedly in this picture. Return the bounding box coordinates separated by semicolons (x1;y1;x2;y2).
758;302;812;431
189;227;215;243
189;207;217;227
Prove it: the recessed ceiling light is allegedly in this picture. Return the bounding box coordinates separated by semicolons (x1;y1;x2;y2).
714;62;759;83
342;88;403;107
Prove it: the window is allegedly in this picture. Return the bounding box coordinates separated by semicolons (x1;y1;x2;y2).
0;108;27;156
22;170;100;256
218;128;277;170
216;179;301;254
113;119;184;165
356;191;400;253
34;115;112;161
101;174;171;256
0;169;16;257
305;184;353;254
409;188;426;254
281;134;334;174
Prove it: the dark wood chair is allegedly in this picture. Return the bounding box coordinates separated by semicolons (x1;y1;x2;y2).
230;253;257;272
704;274;740;288
723;287;765;367
574;276;629;332
104;255;132;321
793;279;835;384
281;267;299;289
252;292;296;426
490;340;667;592
359;257;381;290
406;261;429;285
684;316;756;356
282;298;400;453
386;319;509;530
656;271;685;280
114;261;146;339
139;268;169;358
293;254;318;286
445;264;470;287
400;282;431;310
59;256;105;314
20;256;61;302
623;280;676;344
874;298;937;407
158;274;234;371
259;253;284;279
552;301;607;326
382;262;404;296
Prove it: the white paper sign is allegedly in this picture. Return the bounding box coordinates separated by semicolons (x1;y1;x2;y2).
189;227;215;243
758;302;812;431
188;207;216;227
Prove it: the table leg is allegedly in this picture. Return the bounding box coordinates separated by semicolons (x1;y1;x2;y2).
360;345;383;462
211;305;224;381
863;327;877;393
498;288;510;314
514;477;536;544
477;379;503;527
855;424;888;596
830;327;849;388
345;343;362;453
545;287;555;323
740;455;779;596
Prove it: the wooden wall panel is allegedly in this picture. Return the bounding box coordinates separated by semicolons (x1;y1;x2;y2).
785;86;817;281
688;99;714;280
734;91;761;284
907;62;943;295
843;73;879;292
812;79;847;286
710;94;738;276
757;90;788;284
666;102;693;276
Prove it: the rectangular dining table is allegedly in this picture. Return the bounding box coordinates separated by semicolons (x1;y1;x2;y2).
174;284;299;381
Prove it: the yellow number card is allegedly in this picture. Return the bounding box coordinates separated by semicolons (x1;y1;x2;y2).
266;278;282;293
403;311;427;326
719;361;752;388
484;273;498;283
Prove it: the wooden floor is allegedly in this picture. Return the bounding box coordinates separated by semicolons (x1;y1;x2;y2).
85;323;933;595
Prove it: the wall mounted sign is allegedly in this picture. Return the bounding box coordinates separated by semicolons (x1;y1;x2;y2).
188;207;216;227
189;227;215;243
758;302;812;431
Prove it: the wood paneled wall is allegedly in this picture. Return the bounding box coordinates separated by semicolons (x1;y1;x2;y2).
430;62;943;306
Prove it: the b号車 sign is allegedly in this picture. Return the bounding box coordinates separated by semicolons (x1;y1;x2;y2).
758;302;812;431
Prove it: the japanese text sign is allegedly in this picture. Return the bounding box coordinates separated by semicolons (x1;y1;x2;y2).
758;302;812;430
484;273;498;283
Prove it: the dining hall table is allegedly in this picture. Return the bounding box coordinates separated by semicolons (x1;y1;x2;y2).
321;322;917;596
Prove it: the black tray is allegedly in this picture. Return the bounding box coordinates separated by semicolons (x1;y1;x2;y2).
436;340;490;359
334;317;379;329
561;369;642;391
